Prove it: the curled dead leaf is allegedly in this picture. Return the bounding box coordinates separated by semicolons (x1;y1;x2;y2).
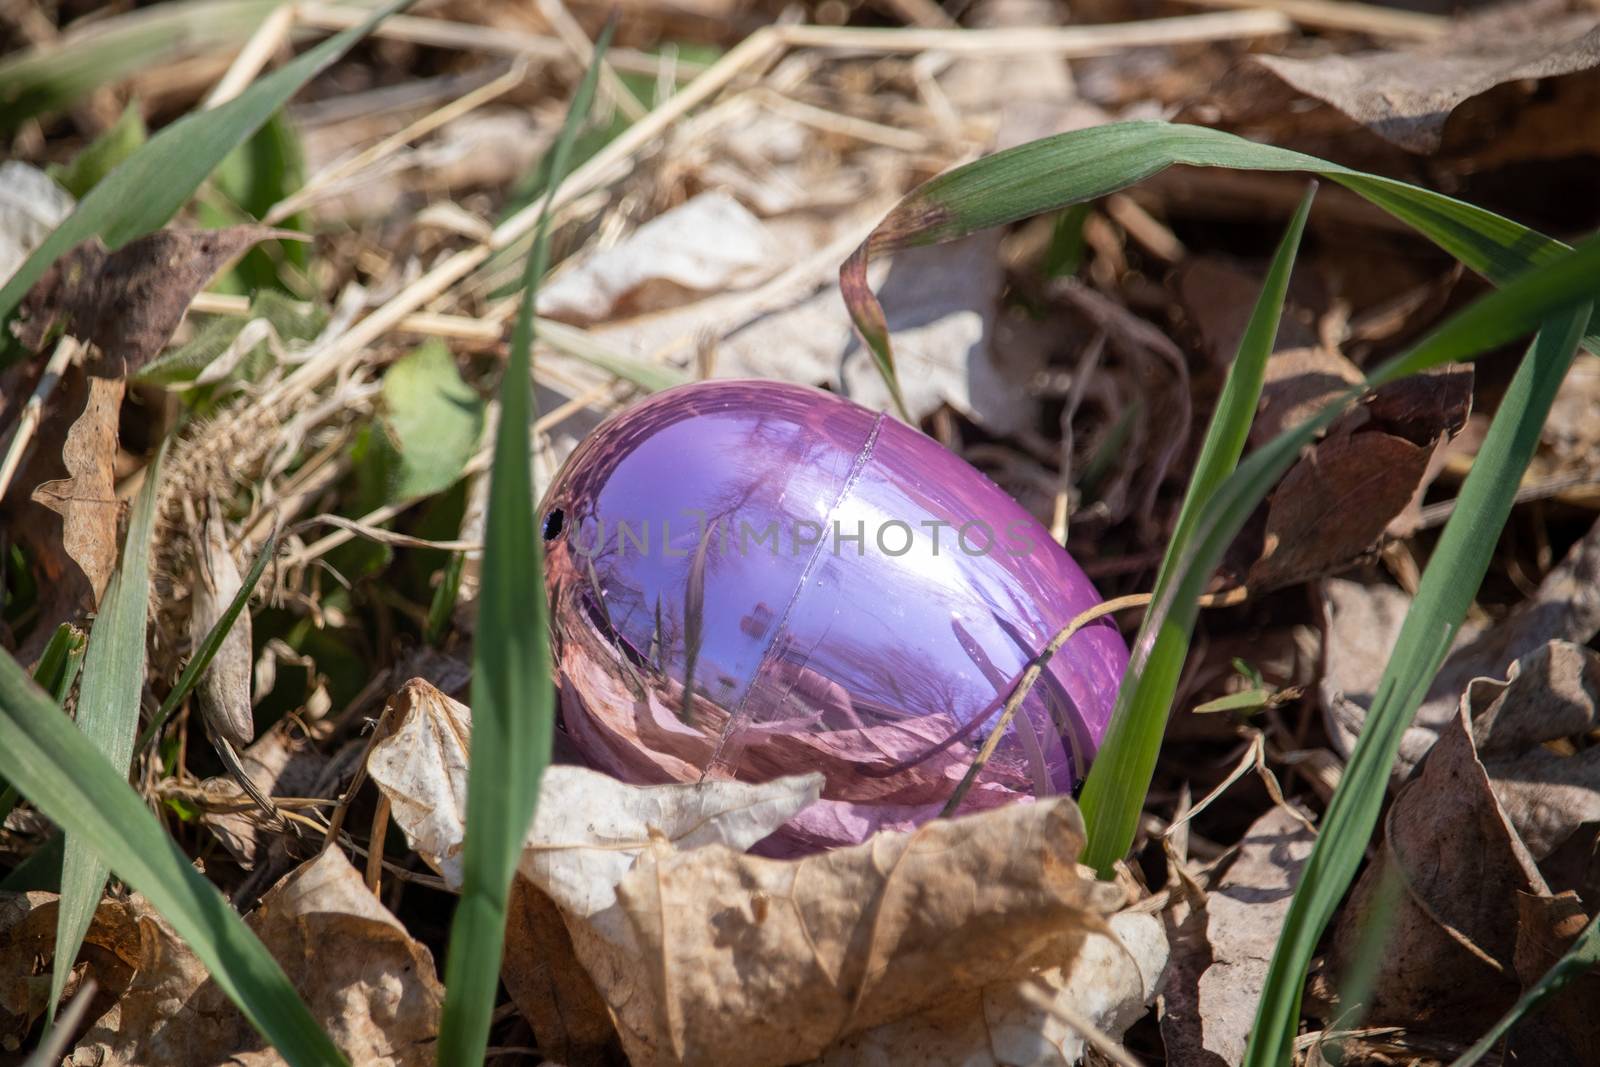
593;798;1140;1066
73;847;443;1066
1326;642;1600;1037
369;678;1165;1067
1247;12;1600;153
11;225;302;374
29;371;124;605
1249;430;1432;592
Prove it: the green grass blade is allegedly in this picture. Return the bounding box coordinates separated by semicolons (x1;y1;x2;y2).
134;530;278;754
48;99;148;199
1077;184;1314;871
0;624;86;828
435;20;613;1064
0;0;278;130
840;122;1597;404
1083;230;1600;880
537;317;689;393
31;623;89;702
0;649;346;1065
50;446;165;1016
1450;910;1600;1067
1243;304;1593;1066
0;0;410;326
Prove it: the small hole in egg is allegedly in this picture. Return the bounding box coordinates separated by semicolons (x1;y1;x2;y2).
542;508;565;541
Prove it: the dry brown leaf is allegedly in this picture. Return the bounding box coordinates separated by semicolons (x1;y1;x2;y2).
198;725;329;869
1544;350;1600;472
1176;257;1323;376
365;678;824;891
1461;641;1600;861
1328;694;1544;1029
372;679;1162;1067
1506;890;1600;1062
537;191;780;325
1326;642;1600;1036
1248;430;1431;592
595;799;1136;1066
11;225;299;373
819;910;1167;1067
1159;806;1316;1066
74;847;443;1066
502;878;622;1067
1251;12;1600;153
1321;513;1600;776
30;371;124;605
1250;346;1362;447
0;893;141;1055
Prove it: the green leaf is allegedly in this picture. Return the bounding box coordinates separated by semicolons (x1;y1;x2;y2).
1190;688;1273;715
51;444;165;1017
375;340;486;502
48;100;148;199
1077;184;1315;872
1243;303;1594;1066
1451;911;1600;1067
0;624;85;830
200;110;311;293
0;0;411;328
435;19;613;1066
0;0;278;130
0;649;345;1065
839;121;1595;409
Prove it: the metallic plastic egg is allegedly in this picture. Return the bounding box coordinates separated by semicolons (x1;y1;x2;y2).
541;380;1127;851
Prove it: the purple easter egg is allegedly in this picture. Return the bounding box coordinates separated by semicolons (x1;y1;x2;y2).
541;380;1127;851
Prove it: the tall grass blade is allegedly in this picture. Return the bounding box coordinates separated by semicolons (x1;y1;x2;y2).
435;20;613;1064
1242;304;1593;1066
1450;911;1600;1067
0;650;345;1065
0;0;277;130
840;122;1595;408
1076;184;1315;871
0;0;410;326
0;624;86;828
50;446;164;1016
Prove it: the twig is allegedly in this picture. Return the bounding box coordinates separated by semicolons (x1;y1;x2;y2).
28;978;98;1067
0;336;81;503
265;59;530;224
753;87;932;150
1018;983;1147;1067
1161;731;1317;838
1054;331;1107;545
212;730;289;830
775;10;1291;53
1171;0;1447;40
535;0;647;121
295;2;709;78
941;587;1247;816
365;793;391;894
202;1;296;109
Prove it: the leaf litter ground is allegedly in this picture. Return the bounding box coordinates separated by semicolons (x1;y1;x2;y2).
2;0;1600;1064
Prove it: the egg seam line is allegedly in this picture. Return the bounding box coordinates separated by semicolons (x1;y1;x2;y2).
700;409;888;778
